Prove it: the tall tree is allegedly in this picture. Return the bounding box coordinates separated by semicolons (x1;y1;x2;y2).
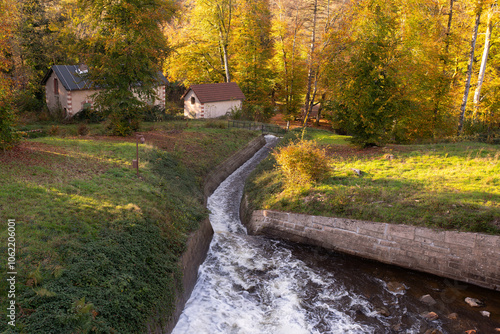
325;0;404;147
196;0;235;83
302;0;318;126
270;0;307;125
0;0;21;150
458;0;484;134
78;0;176;135
473;2;497;116
232;0;273;109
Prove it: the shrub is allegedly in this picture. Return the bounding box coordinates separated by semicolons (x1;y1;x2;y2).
48;125;60;136
228;103;275;122
73;108;106;123
204;119;227;129
77;123;89;136
272;139;330;189
143;105;167;122
0;94;21;150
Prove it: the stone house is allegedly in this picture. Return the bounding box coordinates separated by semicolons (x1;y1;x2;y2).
41;65;167;117
182;82;245;119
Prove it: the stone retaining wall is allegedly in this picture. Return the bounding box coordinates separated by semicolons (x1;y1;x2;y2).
147;135;267;333
244;209;500;291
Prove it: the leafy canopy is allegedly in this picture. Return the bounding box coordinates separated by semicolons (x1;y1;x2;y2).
78;0;176;135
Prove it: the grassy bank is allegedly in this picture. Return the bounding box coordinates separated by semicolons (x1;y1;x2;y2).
0;121;258;333
245;129;500;234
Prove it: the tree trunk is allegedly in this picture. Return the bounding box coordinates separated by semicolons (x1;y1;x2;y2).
303;0;318;127
216;1;232;83
222;43;231;82
458;7;482;135
315;92;326;125
473;8;494;118
445;0;454;54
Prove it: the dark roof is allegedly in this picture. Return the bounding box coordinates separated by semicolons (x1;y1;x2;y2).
183;82;245;103
41;65;168;91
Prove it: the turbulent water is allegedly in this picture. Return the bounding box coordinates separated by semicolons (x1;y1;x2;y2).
172;136;500;334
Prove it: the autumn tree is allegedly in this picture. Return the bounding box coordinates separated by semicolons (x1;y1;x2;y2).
0;0;21;150
324;0;406;147
232;0;274;121
12;0;78;112
78;0;176;135
270;0;308;125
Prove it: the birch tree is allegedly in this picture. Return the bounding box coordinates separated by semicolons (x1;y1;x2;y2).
473;2;497;117
458;0;484;134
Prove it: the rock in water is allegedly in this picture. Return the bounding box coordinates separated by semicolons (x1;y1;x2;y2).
386;281;406;294
423;312;439;321
420;294;437;306
480;311;490;317
465;297;484;307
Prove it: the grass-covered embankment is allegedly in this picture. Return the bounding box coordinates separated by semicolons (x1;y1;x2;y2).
0;121;258;333
245;129;500;234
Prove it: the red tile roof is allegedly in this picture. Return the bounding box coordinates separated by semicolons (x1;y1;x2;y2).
184;82;245;103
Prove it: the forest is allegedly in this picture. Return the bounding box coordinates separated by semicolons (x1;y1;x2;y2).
0;0;499;146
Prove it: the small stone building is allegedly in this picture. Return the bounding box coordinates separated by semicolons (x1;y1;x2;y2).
41;65;167;117
182;82;245;119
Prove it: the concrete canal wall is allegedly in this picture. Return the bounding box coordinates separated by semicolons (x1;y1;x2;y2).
242;209;500;291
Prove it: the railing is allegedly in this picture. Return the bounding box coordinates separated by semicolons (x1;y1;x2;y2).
227;120;287;135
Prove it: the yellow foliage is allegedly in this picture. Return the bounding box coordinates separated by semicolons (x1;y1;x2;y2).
273;139;330;189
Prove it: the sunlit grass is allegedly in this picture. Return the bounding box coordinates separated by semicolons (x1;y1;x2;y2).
305;130;351;145
246;130;500;234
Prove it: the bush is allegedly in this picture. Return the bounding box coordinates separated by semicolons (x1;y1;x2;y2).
228;103;275;122
0;95;21;150
272;138;330;189
73;108;106;124
77;123;90;136
48;125;60;136
204;119;227;129
143;105;167;122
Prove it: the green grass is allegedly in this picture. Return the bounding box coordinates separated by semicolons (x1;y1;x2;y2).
246;129;500;234
0;122;259;333
305;130;351;145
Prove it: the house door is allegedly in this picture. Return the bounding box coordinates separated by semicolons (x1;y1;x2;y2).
206;105;215;118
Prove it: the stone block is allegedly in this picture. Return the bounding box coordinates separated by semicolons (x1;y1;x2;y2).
358;225;386;239
476;234;500;249
293;224;305;232
331;218;359;232
415;227;446;243
289;212;312;226
448;245;472;259
360;221;387;234
445;231;476;248
312;216;333;228
485;277;500;290
387;224;415;240
419;242;450;255
378;239;397;248
448;260;462;270
264;210;289;222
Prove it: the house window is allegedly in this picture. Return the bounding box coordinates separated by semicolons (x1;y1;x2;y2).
54;78;59;95
191;96;195;105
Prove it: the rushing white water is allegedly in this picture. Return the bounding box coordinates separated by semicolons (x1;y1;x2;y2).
172;136;445;334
